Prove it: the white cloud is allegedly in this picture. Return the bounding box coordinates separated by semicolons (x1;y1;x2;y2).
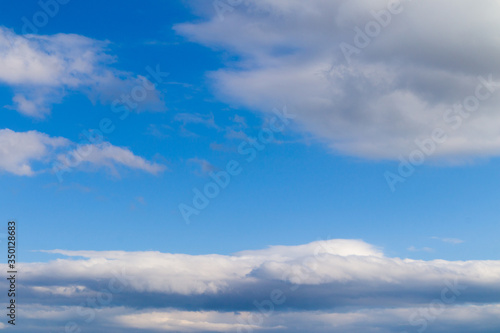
176;0;500;160
24;239;500;297
236;238;383;258
0;129;165;177
0;129;69;176
57;143;166;176
12;93;47;117
0;27;165;117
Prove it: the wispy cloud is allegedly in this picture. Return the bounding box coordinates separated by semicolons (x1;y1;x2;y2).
174;112;220;130
57;143;166;176
408;246;434;253
130;196;146;210
187;157;216;176
0;27;165;117
146;124;173;139
209;142;234;152
0;128;165;177
432;237;465;244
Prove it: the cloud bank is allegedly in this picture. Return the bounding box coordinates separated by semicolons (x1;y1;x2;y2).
7;239;500;332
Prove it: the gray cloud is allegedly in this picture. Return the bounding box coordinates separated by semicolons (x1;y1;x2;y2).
175;0;500;161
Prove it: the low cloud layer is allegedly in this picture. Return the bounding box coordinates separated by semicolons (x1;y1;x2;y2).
176;0;500;160
7;239;500;332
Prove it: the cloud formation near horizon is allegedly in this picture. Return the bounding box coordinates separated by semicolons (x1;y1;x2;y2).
176;0;500;161
7;239;500;332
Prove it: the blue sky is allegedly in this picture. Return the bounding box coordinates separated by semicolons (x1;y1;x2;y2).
1;0;498;262
1;0;500;332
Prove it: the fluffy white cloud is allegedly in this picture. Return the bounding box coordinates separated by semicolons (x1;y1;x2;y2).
0;129;165;177
0;27;165;117
8;239;500;332
28;239;500;296
0;129;68;175
176;0;500;160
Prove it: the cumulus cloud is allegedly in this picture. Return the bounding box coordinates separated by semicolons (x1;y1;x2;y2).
28;239;500;301
0;27;165;117
175;0;500;160
8;239;500;331
0;129;69;176
0;129;165;177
